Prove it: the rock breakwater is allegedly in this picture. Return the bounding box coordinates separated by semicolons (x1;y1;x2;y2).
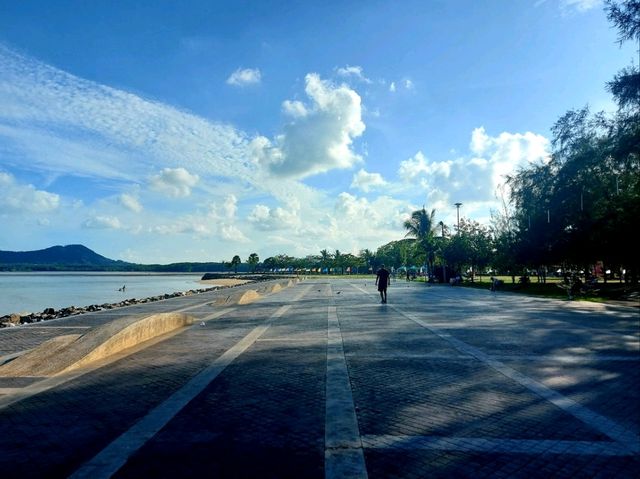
0;285;223;328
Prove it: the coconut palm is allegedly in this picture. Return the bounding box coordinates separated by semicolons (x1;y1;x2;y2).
247;253;259;272
403;207;438;275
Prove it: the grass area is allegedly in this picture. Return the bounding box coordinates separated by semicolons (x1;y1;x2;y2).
460;275;639;304
296;273;638;305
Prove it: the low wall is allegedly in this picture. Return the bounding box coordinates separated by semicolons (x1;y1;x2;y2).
0;312;193;377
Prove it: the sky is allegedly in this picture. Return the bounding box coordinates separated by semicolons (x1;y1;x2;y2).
0;0;636;264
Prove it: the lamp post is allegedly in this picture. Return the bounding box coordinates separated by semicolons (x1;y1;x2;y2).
454;202;462;232
439;221;446;284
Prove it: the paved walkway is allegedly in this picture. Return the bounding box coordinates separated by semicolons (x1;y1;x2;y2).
0;278;638;478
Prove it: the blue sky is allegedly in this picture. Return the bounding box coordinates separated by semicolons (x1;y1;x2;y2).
0;0;635;263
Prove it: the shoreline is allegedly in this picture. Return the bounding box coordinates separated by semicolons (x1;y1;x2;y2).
0;278;252;328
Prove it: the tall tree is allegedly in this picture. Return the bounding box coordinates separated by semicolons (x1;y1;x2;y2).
403;207;438;274
247;253;259;272
230;255;241;273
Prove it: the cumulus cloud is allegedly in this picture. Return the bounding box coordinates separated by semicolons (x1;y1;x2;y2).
0;171;60;213
119;193;143;212
150;167;199;197
398;152;452;181
253;73;365;178
332;192;414;243
248;203;300;230
83;215;122;229
282;100;308;118
350;168;387;192
398;127;550;206
226;68;262;86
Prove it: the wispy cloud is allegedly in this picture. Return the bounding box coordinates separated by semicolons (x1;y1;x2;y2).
336;65;372;83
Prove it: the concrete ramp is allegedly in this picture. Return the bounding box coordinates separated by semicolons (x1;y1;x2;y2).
212;289;261;306
0;312;193;377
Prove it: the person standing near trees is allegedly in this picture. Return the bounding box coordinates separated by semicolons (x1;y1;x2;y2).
376;264;391;303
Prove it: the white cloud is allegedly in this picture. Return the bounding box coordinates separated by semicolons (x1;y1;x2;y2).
350;168;387;192
336;65;371;83
221;224;249;242
282;100;308;118
119;193;143;212
248;203;301;230
0;171;60;214
560;0;602;12
222;194;238;219
83;215;122;229
398;128;550;209
226;68;262;86
398;152;452;181
253;73;365;178
0;45;256;187
150;167;199;197
389;79;413;93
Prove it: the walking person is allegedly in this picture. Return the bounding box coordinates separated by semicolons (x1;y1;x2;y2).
376;264;391;304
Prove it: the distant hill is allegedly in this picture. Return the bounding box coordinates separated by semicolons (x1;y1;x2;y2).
0;244;239;272
0;244;131;270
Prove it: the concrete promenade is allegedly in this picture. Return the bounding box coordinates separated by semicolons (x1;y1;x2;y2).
0;278;638;478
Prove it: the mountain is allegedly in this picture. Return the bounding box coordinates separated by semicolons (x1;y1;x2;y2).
0;244;130;270
0;244;235;272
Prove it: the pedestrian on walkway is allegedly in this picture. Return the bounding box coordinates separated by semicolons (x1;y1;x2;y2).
376;264;390;303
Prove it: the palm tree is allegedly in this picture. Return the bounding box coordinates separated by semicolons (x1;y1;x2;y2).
334;249;343;274
320;249;332;274
230;255;242;273
359;249;375;273
247;253;259;272
404;207;438;276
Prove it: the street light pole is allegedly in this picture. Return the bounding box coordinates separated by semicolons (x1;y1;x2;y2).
439;221;447;284
454;202;462;232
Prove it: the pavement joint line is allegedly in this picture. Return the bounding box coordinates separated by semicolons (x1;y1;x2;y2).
325;301;368;479
70;303;294;479
361;435;636;456
349;281;640;454
343;352;640;362
16;326;92;329
389;304;640;454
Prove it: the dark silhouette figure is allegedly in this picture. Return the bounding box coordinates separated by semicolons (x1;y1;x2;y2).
376;265;391;304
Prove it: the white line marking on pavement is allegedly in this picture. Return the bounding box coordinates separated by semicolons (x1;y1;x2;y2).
362;435;636;456
325;304;368;479
349;281;640;455
70;304;292;479
393;306;640;454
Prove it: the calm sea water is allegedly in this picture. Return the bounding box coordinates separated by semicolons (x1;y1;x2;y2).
0;272;207;316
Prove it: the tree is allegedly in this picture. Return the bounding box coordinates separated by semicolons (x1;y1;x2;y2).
230;255;241;273
319;249;332;273
403;207;438;274
247;253;259;272
359;249;376;273
605;1;640;109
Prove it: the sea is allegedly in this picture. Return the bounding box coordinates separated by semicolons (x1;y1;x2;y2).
0;272;209;316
